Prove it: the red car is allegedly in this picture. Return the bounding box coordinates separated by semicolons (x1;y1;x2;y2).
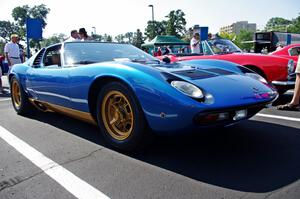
158;39;295;94
270;43;300;64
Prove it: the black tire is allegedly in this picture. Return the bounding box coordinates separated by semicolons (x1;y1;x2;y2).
96;81;153;151
10;76;35;115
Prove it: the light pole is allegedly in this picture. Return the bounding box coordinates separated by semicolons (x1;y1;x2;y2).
92;27;96;35
148;5;154;38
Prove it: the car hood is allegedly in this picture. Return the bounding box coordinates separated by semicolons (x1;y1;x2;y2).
156;64;276;108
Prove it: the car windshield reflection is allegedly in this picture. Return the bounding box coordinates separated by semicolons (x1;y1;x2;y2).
63;42;160;65
207;39;242;54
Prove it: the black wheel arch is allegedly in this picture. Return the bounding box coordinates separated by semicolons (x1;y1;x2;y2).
243;65;268;80
88;76;136;122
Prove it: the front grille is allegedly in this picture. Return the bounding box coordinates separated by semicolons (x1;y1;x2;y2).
193;104;266;126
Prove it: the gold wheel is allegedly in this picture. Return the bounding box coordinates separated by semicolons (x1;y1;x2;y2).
12;79;21;108
101;90;134;141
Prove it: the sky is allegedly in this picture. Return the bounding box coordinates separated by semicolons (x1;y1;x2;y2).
0;0;299;39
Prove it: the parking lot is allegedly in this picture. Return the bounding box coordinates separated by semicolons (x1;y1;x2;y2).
0;76;300;199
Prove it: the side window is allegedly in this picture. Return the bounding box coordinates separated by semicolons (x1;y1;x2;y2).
43;45;62;67
289;47;300;56
32;49;45;67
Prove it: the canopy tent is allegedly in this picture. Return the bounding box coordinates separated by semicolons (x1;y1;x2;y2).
142;35;189;48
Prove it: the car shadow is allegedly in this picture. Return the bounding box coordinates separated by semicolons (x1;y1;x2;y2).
272;91;293;106
26;111;300;193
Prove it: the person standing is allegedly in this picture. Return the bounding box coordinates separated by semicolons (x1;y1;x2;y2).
190;33;200;54
4;34;21;73
17;37;25;63
277;55;300;111
0;55;5;93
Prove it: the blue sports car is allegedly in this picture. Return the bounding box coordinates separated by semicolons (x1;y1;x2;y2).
9;42;277;150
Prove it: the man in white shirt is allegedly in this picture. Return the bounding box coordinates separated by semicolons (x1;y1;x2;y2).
4;34;21;73
66;30;80;42
190;33;200;54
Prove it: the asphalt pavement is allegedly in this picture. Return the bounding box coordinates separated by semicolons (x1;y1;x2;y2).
0;76;300;199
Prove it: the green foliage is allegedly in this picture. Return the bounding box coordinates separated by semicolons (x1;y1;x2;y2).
103;34;112;42
124;32;134;43
220;30;254;51
92;34;103;41
287;14;300;33
219;32;236;41
12;4;50;29
144;9;186;40
181;27;193;42
0;21;20;41
40;33;66;47
236;30;254;51
115;34;125;43
265;17;292;32
165;10;186;37
144;20;166;40
132;29;144;48
0;4;51;54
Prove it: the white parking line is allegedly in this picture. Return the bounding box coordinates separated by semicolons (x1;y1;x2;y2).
256;113;300;122
0;98;10;102
0;125;110;199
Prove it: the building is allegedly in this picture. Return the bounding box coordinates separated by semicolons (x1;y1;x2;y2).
220;21;257;35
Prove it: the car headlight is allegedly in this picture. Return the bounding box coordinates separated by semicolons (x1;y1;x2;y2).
245;73;268;84
287;59;294;75
171;81;204;99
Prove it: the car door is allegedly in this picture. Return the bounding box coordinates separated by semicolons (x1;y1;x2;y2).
27;44;71;108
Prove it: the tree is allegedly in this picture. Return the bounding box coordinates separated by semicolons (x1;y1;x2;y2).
236;30;254;51
132;29;144;48
219;31;237;41
0;21;19;41
115;34;125;43
92;34;103;41
103;34;112;42
265;17;292;32
287;13;300;33
11;4;50;49
40;33;66;47
124;32;133;43
144;20;166;40
182;27;193;42
165;10;186;38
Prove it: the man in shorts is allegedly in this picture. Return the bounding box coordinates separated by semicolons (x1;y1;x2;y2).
277;55;300;111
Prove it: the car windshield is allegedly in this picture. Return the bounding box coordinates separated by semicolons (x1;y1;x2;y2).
63;42;159;65
206;39;242;54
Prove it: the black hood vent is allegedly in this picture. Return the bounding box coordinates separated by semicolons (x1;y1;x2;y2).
172;68;235;79
204;68;235;75
173;70;216;79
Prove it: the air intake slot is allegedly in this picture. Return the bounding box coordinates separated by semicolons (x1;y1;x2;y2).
173;70;216;79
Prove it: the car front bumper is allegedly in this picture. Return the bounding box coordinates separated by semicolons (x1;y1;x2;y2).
272;80;295;86
272;73;296;86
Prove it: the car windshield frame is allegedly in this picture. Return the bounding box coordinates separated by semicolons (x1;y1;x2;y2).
62;42;159;66
205;39;242;55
